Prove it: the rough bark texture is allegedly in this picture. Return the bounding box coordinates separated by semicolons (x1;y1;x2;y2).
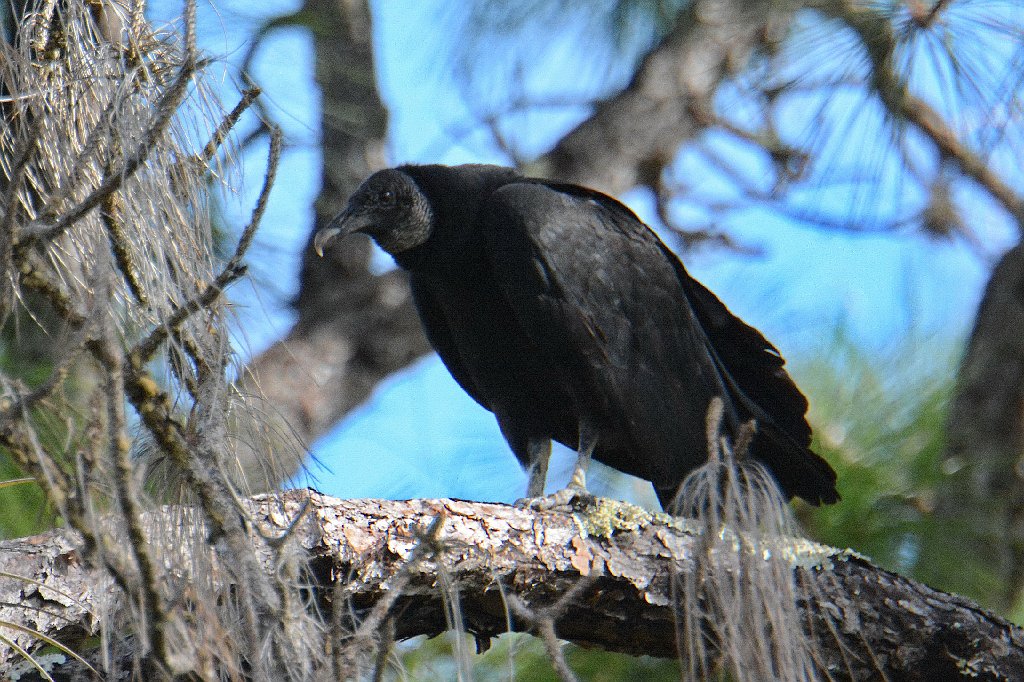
0;528;105;665
3;491;1022;680
932;242;1024;612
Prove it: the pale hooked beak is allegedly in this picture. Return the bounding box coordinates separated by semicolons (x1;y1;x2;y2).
313;226;341;257
312;210;374;257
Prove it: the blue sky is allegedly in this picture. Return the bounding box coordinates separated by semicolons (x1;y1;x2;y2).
179;0;1019;506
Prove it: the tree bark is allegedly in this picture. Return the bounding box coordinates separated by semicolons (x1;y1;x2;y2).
928;242;1024;612
3;490;1022;680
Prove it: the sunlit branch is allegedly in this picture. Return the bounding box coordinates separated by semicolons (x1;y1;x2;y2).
195;86;261;166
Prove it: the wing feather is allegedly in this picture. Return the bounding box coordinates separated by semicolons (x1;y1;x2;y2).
480;181;837;504
481;182;729;486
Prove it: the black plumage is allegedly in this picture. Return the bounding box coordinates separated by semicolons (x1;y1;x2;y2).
315;164;839;508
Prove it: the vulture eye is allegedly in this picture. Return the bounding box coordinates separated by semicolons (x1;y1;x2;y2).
380;189;395;204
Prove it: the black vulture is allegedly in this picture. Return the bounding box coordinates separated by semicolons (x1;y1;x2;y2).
314;164;839;509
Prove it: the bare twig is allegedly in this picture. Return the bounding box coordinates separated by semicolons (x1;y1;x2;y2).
132;126;281;362
87;331;170;669
909;0;954;29
131;269;242;364
195;86;261;166
370;617;394;682
0;410;73;521
506;576;596;682
16;259;86;327
100;191;148;306
229;125;282;271
0;342;87;428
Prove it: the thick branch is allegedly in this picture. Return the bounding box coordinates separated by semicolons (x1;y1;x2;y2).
2;491;1021;680
928;243;1024;613
535;0;778;195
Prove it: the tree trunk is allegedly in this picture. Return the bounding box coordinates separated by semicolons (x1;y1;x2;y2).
928;242;1024;612
236;0;429;489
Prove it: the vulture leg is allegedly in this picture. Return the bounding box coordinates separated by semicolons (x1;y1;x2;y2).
515;421;599;512
525;438;552;497
569;419;598;492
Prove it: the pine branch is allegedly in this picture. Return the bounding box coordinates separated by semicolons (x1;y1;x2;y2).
535;0;780;195
2;491;1021;681
817;0;1024;233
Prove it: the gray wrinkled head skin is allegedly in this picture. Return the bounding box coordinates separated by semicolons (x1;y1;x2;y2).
315;169;434;257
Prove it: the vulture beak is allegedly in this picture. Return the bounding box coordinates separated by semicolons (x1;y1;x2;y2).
313;210;375;257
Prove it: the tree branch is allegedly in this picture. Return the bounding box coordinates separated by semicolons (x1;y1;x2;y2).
2;491;1021;680
817;0;1024;233
927;243;1024;613
534;0;779;195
